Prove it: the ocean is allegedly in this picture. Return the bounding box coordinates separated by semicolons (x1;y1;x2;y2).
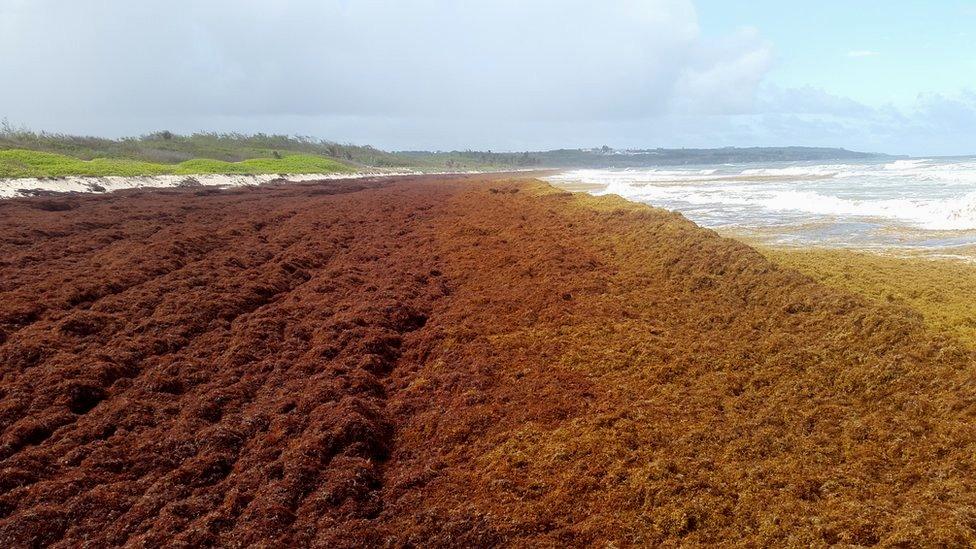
546;157;976;255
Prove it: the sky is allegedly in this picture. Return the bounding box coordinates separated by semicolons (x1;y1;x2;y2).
0;0;974;155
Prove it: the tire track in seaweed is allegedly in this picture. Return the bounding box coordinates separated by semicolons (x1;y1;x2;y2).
117;185;446;547
0;228;327;463
0;183;386;379
0;186;295;268
0;184;378;342
0;221;308;469
0;179;452;547
0;193;352;440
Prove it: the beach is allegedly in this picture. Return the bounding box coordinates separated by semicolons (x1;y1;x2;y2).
1;174;974;546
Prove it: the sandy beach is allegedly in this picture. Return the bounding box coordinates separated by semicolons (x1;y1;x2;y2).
1;175;974;546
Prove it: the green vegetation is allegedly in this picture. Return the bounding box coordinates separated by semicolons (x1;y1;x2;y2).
0;124;537;176
0;122;403;168
0;121;889;178
173;155;353;175
0;149;353;178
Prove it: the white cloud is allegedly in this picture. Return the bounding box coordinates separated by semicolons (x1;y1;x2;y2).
0;0;772;137
758;85;872;116
717;88;976;155
672;27;773;115
0;1;972;155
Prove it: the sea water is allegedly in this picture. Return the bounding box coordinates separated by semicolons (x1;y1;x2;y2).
546;157;976;253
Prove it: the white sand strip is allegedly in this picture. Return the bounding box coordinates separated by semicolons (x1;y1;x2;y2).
0;168;543;199
0;171;409;199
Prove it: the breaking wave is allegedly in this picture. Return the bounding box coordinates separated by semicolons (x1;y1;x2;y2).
546;157;976;248
754;189;976;231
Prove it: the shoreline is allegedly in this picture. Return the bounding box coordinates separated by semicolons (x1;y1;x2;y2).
725;227;976;265
548;177;976;262
549;176;976;348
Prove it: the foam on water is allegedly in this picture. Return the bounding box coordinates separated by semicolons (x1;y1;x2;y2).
546;157;976;249
755;189;976;231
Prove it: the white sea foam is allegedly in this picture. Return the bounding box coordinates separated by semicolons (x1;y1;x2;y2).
884;158;932;170
738;164;853;178
546;157;976;249
753;189;976;231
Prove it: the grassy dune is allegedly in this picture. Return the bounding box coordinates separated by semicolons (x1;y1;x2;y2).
762;247;976;348
0;129;413;167
0;149;354;178
0;129;543;175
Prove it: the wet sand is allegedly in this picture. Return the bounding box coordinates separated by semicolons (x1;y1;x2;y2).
1;175;974;546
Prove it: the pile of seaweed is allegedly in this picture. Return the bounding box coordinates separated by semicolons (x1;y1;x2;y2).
0;175;973;546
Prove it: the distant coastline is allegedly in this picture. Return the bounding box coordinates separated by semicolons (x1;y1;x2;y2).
1;128;891;180
507;145;895;168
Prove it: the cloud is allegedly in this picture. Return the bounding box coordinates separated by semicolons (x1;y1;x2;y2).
672;27;773;115
757;85;872;117
847;50;880;58
0;1;972;155
0;0;772;136
723;88;976;155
